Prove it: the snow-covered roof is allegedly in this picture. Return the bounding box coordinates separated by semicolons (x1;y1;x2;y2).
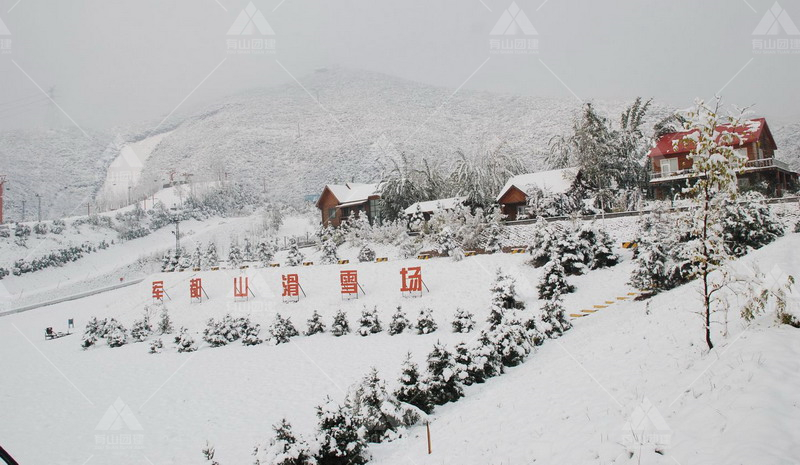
496;167;579;201
320;182;380;207
404;196;467;215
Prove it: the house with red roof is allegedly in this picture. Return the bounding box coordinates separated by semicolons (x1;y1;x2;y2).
316;183;382;227
648;118;798;199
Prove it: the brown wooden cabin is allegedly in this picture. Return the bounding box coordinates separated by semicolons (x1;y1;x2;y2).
316;183;381;227
496;167;581;221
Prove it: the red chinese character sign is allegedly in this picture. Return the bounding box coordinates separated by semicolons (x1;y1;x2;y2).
400;266;427;297
340;270;364;300
190;278;207;302
282;273;304;303
233;276;254;301
152;281;170;301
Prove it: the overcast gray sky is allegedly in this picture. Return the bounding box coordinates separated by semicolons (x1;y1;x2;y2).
1;0;799;130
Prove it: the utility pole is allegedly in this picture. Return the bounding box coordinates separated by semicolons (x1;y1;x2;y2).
0;175;6;224
127;186;132;205
36;193;41;222
171;218;181;253
21;200;26;222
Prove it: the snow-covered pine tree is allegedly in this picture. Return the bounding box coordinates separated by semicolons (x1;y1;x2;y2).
470;330;503;380
314;397;370;465
539;295;572;338
346;368;419;443
388;306;410;335
331;309;350;336
131;312;153;342
306;310;326;336
527;217;558;267
190;243;203;270
161;249;174;272
555;228;587;275
425;342;463;406
453;342;484;386
285;239;305;267
538;258;575;300
629;206;691;292
242;237;255;262
576;223;619;269
256;237;275;267
241;322;263;346
158;305;174;335
253;418;315;465
394;353;433;414
228;240;244;268
483;207;505;254
104;319;128;348
268;313;299;345
149;338;163;354
203;241;220;269
174;327;197;352
319;235;339;265
490;269;523;312
408;205;425;233
357;306;382;336
415;308;437;334
178;249;192;271
357;244;376;262
451;308;475;333
721;191;784;257
435;226;463;260
679;98;749;350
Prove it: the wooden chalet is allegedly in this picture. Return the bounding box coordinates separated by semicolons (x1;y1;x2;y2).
496;167;581;221
316;183;381;227
649;118;798;199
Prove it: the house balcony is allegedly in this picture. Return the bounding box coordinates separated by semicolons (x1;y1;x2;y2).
650;157;792;183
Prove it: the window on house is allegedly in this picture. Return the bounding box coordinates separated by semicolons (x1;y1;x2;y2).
660;158;678;175
328;208;336;219
368;199;381;224
516;205;526;217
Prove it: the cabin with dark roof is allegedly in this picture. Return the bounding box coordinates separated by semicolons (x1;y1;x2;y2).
316;183;382;227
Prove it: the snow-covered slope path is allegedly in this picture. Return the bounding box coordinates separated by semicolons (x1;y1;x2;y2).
372;235;800;465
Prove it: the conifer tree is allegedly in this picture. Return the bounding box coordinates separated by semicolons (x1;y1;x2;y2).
285;240;305;267
314;397;370;465
305;310;326;336
537;258;575;300
253;418;315;465
425;342;463;405
388;306;410;335
331;309;350;336
394;353;433;414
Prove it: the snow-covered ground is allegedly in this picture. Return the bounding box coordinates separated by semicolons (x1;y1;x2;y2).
1;224;798;464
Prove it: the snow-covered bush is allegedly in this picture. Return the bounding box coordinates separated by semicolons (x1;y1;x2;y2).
81;317;126;349
357;245;376;263
50;219;65;234
539;296;572;338
314;397;370;465
319;234;340;265
105;320;128;348
149;338;163;354
538;259;575;299
576;222;619;269
268;313;299;345
242;237;255;262
346;368;421;442
174;327;197;353
228;240;244;268
470;330;504;380
398;236;422;259
629;207;692;293
203;242;220;269
33;223;48;235
490;269;524;310
253;418;315;465
14;223;31;239
357;306;383;336
435;226;463;260
425;342;463;406
130;313;154;342
256;237;275;267
242;322;263;346
285;240;305;267
158;305;174;335
454;342;484;386
331;310;351;336
305;310;326;336
483;208;505;253
451;308;475;333
394;353;433;414
388;306;410;335
721;192;784;257
415;308;437;334
485;315;531;368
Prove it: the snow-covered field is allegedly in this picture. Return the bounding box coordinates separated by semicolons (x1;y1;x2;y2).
1;220;799;464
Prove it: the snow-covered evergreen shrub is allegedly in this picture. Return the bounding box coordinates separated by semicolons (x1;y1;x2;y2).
149;338;163;354
131;313;154;342
629;207;692;292
539;296;572;338
490;269;524;310
242;237;255;262
453;342;484;386
105;320;128;348
435;226;463;260
538;259;575;299
305;310;326;336
415;308;437;334
357;306;382;336
721;192;784;257
161;249;174;272
425;342;463;406
357;245;376;262
795;221;800;233
331;310;350;336
158;305;174;335
33;223;48;235
285;240;305;267
388;306;410;335
347;368;420;442
189;244;203;270
203;242;220;269
14;223;31;239
203;314;257;346
256;237;275;267
394;353;433;414
268;313;299;344
470;330;504;380
483;209;505;253
576;223;619;269
174;327;197;352
228;240;244;268
451;308;475;333
81;317;104;348
253;418;315;465
314;397;370;465
242;322;263;346
319;237;339;265
528;217;559;267
486;315;531;368
50;219;65;234
556;231;588;276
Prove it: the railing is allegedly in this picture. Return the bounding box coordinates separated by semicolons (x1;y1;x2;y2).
650;158;791;181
